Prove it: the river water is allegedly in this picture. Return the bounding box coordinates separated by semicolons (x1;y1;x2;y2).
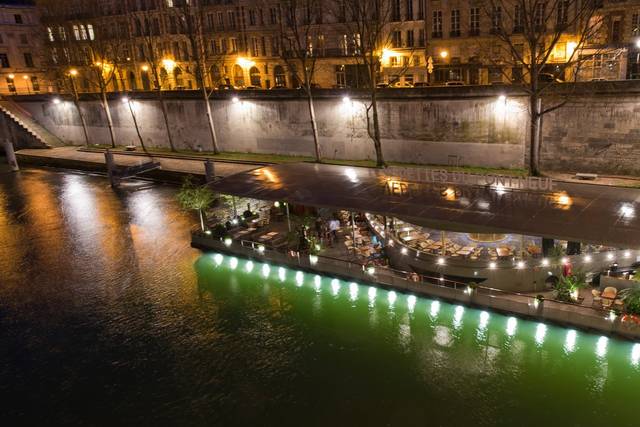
0;168;638;426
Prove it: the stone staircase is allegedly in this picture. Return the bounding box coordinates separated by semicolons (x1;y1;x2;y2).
0;99;65;148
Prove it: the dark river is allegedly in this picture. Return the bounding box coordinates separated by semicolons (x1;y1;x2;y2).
1;167;638;426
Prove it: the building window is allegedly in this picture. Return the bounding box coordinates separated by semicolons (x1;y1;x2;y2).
14;14;22;24
217;12;224;30
491;7;502;34
632;13;640;36
249;9;256;26
406;30;414;47
514;5;524;33
611;19;622;43
24;53;33;67
6;77;15;92
207;13;215;31
31;76;39;92
270;7;278;25
19;33;28;44
87;24;95;40
73;24;80;40
534;3;545;30
0;53;10;68
418;29;425;46
470;8;480;36
249;66;261;87
432;10;442;38
391;31;401;48
392;0;400;21
228;11;236;30
274;65;286;86
417;0;424;20
406;0;413;21
450;10;460;37
556;1;568;27
335;65;345;87
339;34;348;55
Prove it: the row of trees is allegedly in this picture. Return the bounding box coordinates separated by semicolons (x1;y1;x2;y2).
39;0;607;175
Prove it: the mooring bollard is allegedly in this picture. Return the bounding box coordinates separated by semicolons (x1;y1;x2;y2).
204;158;215;183
3;139;19;171
104;149;118;187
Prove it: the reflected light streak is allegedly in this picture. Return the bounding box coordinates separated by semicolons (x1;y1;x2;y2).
430;300;440;318
387;291;397;305
245;260;254;273
229;257;238;270
213;253;223;266
506;317;517;336
349;282;358;301
331;279;340;296
535;323;547;345
278;267;286;282
407;295;416;313
314;275;321;292
478;311;490;330
596;336;608;358
262;263;270;278
453;305;464;329
564;330;577;354
631;344;640;366
295;271;304;287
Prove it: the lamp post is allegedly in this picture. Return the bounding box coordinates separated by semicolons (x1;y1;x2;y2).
68;68;90;147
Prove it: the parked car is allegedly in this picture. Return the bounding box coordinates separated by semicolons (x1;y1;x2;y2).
218;83;237;90
537;73;563;83
243;85;261;90
445;81;464;86
391;81;414;88
376;82;390;88
413;82;430;87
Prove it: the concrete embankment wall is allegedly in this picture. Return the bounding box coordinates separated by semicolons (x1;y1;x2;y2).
8;81;640;174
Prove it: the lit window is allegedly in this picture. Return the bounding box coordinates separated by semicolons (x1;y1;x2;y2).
87;24;94;40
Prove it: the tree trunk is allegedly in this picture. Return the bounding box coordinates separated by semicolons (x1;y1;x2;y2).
101;90;116;149
370;89;386;168
306;90;321;162
128;101;147;153
74;99;90;147
529;95;542;176
157;89;176;152
203;88;219;154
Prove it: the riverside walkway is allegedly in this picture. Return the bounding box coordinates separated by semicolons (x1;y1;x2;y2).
15;146;261;179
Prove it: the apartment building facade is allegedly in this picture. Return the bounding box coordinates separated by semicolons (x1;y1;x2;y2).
0;0;51;95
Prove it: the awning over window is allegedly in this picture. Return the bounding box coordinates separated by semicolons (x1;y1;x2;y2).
209;163;640;248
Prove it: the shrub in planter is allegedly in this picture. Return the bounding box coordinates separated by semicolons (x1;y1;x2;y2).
619;287;640;315
212;223;228;239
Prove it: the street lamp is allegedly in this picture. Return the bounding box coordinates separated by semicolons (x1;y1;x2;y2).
69;68;78;76
439;50;449;59
141;64;149;72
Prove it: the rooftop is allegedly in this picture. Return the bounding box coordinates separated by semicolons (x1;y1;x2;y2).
209;162;640;248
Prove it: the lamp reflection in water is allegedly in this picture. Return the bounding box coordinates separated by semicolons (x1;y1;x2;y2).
506;317;517;336
596;336;608;358
388;291;397;306
407;295;417;313
453;305;464;329
478;311;490;330
368;287;376;307
348;282;358;301
430;300;440;318
564;330;577;354
535;323;547;345
278;267;286;282
295;271;304;287
245;260;254;273
331;279;340;296
262;263;270;278
631;344;640;366
314;275;321;292
213;253;223;266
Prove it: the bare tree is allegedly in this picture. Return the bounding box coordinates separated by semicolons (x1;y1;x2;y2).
275;0;323;162
170;0;224;154
332;0;414;167
129;3;178;152
482;0;604;175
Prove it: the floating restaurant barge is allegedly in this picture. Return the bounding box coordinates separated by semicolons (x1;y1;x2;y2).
192;163;640;340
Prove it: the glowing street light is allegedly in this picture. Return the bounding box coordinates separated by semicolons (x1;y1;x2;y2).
7;73;14;79
141;64;150;72
161;58;176;72
439;50;448;59
68;69;78;77
236;57;255;68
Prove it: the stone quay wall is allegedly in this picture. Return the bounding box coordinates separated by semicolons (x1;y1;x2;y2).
9;81;640;174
